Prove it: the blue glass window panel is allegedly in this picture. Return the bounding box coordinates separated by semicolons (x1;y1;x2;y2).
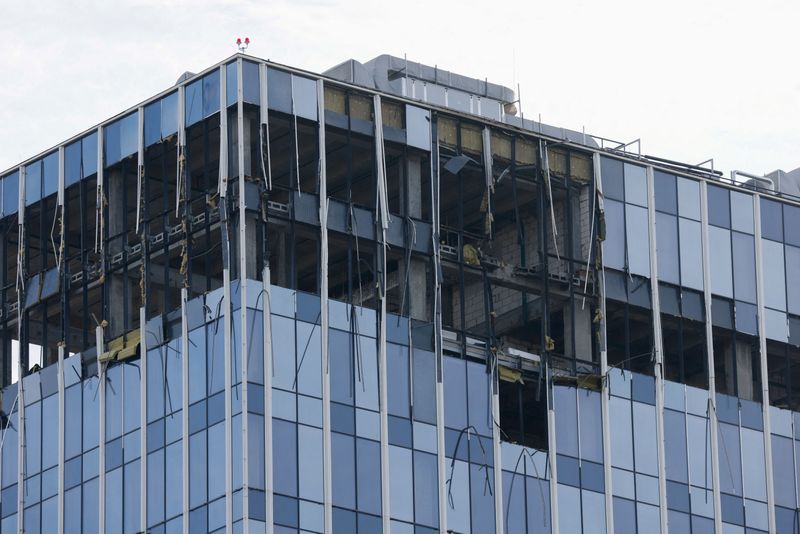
613;497;636;534
734;301;758;336
776;506;798;533
124;460;141;534
270;315;295;392
64;486;81;533
356;408;380;441
632;373;656;405
637;502;661;532
208;497;226;531
203;69;221;118
296;320;321;397
581;489;606;534
356;438;382;515
247;414;266;490
525;477;551;534
243;61;260;104
665;409;688;483
65;457;81;489
388;415;412;448
41;496;57;534
300;500;324;532
83;447;99;481
740;399;762;431
760;197;783;241
208;319;225;395
331;432;356;508
624;163;648;206
147;449;165;525
188;328;206;404
333;507;357;533
166;442;182;519
161;92;178;139
185;79;203;126
554;386;579;457
273;420;297;496
25;160;41;206
612;467;635;499
189;430;207;508
226;62;237;107
406;105;431;151
121;112;139;161
502;470;526;534
655;171;677;214
626;204;650;277
144;99;161;146
469;463;495;533
207;422;226;499
1;485;16;517
3;171;19;216
691;486;715;518
166;343;182;415
413;348;437;424
412;452;438;527
389;445;414;522
358;513;382;534
708;184;731;228
601;157;624;201
42;151;58;198
603;199;625;270
668;510;691;532
123;362;141;434
677;177;701;220
443;356;467;430
356;336;379;410
666;480;691;512
718;423;743;495
558;484;582;534
732;232;757;304
608;367;631;398
297;394;322;427
771;435;795;508
784;204;800;247
785;246;800;315
763;239;786;310
387;343;409;417
106;467;123;532
299;425;324;502
740;428;766;501
609;396;633;470
582;460;605;493
83;477;99;534
25;401;41;474
656;212;680;284
41;395;58;469
147;349;165;422
292;75;318;121
82;132;98;177
23;474;40;506
467;360;492;437
633;401;658;476
579;389;603;463
679;217;704;290
709;226;733;297
413;421;438;455
232;414;242;490
744;499;768;531
246;309;265;384
636;472;660;505
765;308;787;342
557;454;580;487
721;493;745;525
23;505;40;534
267;68;292;114
731;191;754;234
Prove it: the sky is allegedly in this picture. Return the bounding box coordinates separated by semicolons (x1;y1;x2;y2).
1;0;798;177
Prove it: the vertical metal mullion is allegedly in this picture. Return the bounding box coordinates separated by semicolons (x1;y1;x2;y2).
218;62;234;534
316;79;333;534
259;61;275;534
593;153;615;533
235;57;251;534
645;165;669;533
753;194;777;533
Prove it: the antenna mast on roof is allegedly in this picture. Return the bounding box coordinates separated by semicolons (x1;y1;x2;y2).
236;37;250;52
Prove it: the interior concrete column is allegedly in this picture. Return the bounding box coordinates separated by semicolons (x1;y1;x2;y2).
565;304;593;361
736;340;754;400
106;168;128;339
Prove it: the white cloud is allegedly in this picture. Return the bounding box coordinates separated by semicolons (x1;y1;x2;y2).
1;0;798;175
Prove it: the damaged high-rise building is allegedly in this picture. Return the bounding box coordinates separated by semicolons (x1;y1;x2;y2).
0;52;799;533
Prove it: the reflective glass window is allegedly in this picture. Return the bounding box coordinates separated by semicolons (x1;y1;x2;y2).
42;151;58;198
679;218;703;290
707;184;730;228
633;402;658;476
65;140;81;187
267;68;292;114
413;349;437;424
3;171;19;216
406;105;431;151
243;60;260;104
626;204;650;277
389;446;413;521
654;171;677;214
202;69;220;118
731;232;756;304
293;75;318;121
708;226;733;297
656;212;679;284
784;204;800;247
624;163;648;207
25;159;41;206
762;239;786;311
603;199;625;270
677;177;701;220
786;245;800;315
730;191;754;234
185;78;202;126
226;62;237;107
760;197;783;241
601;157;624;201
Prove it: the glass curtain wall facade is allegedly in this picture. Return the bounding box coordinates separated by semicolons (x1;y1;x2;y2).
2;53;800;534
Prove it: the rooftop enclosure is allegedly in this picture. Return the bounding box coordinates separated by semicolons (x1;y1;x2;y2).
2;53;800;533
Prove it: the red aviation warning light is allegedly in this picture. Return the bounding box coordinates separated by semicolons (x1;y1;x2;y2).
236;37;250;52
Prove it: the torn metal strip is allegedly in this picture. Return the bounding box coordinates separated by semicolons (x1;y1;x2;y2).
481;127;494;239
136;106;144;234
259;63;272;192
